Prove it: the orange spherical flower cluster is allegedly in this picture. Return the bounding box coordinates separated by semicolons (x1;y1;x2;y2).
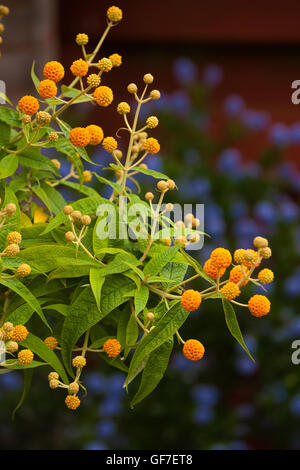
242;249;261;268
233;249;245;265
86;124;104;145
143;137;160;154
18;95;39;115
103;338;121;358
210;247;232;269
18;349;34;365
248;295;271;317
258;268;274;285
43;61;65;82
83;170;92;183
11;325;29;342
98;57;113;72
220;281;241;300
72;356;86;368
107;6;123;22
65;395;81;410
70;127;90;147
17;264;31;277
203;259;226;280
181;289;202;312
7;231;22;245
102;136;117;152
229;265;249;286
87;74;101;88
94;86;113;107
183;339;205;361
70;59;89;77
38;79;57;99
109;53;122;67
44;336;58;350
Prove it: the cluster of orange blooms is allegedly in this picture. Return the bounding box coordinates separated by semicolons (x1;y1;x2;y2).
179;236;273;362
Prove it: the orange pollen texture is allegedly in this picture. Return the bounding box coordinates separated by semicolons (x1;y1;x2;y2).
183;339;205;361
181;289;202;311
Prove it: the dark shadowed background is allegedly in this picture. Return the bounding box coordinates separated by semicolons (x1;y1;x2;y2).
1;0;300;451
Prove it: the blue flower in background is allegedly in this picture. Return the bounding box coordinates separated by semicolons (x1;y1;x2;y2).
107;373;126;396
85;372;107;395
223;94;245;116
228;440;249;450
169;91;191;116
235;356;258;376
173;57;198;85
0;372;22;390
99;395;122;417
235;335;257;354
193;406;215;425
278;198;299;223
178;177;211;199
83;441;108;450
269;123;291;147
205;203;225;236
283;274;300;298
191;384;220;406
290;394;300;416
231;201;249;218
290;122;300;144
254;201;277;225
241;109;270;131
202;64;223;88
96;419;117;439
216;148;242;178
233;217;260;238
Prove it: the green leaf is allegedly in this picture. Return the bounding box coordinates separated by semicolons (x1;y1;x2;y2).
89;268;105;310
31;61;40;90
18;148;59;174
61;85;92;103
22;333;69;383
6;301;46;325
57;180;99;197
117;306;131;347
0;278;50;329
134;285;149;314
32;182;65;215
222;299;254;362
0;106;21;127
160;262;188;290
61;278;135;374
0;121;11;147
4;360;46;370
143;245;179;276
95;253;140;278
0;154;18;178
41;196;104;234
126;314;139;349
93;173;121;193
127;302;188;382
130;337;173;407
19;244;100;273
180;248;216;285
55;138;84;180
111;164;170;181
12;369;33;420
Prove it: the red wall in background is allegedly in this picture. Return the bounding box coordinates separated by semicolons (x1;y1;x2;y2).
58;0;300;166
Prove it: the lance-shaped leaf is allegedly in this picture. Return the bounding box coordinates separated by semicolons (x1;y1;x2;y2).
143;245;179;277
127;302;188;384
222;299;254;362
0;154;18;179
130;337;173;407
61;276;135;374
134;285;149;315
180;248;216;285
21;333;69;384
0;278;50;329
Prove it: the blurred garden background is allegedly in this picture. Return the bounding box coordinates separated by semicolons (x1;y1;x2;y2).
1;0;300;450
